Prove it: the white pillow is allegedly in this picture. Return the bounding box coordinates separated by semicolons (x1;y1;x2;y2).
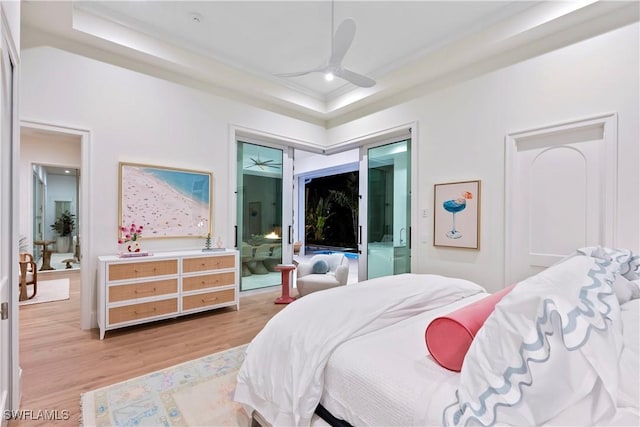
444;256;623;426
630;279;640;300
612;274;635;305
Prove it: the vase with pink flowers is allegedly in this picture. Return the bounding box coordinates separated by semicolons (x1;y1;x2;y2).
118;223;144;254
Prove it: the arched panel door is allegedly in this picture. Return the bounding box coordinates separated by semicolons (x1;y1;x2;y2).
505;115;617;284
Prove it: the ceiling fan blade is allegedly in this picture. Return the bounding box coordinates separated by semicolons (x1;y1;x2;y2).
334;68;376;88
329;18;356;67
275;66;326;78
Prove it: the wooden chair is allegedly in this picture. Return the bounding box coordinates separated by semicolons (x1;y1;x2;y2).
18;253;38;301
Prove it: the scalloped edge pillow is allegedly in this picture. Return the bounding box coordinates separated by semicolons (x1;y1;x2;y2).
425;284;514;372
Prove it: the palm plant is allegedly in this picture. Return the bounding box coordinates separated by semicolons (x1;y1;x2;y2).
328;172;359;246
305;196;334;243
50;211;75;237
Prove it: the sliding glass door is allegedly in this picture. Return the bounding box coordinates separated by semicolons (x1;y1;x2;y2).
359;139;411;280
236;141;293;291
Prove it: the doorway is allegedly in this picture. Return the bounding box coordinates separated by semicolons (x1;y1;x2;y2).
293;132;413;283
19;122;92;333
236;141;294;291
31;164;80;271
359;138;411;281
20;128;82;273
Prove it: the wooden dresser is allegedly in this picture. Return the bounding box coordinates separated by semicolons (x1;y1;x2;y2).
97;250;239;339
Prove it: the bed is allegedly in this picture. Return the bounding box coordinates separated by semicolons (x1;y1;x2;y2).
234;247;640;426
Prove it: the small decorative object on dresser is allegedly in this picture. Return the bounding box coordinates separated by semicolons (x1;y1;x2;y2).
202;233;225;252
118;222;149;257
97;249;239;339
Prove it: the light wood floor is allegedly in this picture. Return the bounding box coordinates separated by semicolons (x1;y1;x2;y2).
11;270;285;426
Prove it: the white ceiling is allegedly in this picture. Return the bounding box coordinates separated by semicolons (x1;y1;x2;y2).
21;1;636;125
71;1;537;96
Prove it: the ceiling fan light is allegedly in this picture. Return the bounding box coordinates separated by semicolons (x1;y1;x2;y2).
325;72;334;82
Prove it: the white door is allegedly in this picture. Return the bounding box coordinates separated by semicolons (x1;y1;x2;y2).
505;114;617;284
0;18;17;421
236;140;294;291
358;138;412;281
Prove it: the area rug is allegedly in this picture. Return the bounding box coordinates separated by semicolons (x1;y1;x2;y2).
81;344;249;427
19;278;70;305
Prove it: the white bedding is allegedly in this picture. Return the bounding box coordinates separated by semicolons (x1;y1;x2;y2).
234;273;485;426
236;248;640;427
322;256;640;427
320;293;488;426
444;253;640;426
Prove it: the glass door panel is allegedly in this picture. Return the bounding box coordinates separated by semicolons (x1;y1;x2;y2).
364;140;411;280
237;141;289;291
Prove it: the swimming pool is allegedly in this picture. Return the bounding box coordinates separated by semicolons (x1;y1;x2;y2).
312;250;359;259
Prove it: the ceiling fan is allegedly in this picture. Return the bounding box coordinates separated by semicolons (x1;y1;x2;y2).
276;2;376;88
247;156;282;170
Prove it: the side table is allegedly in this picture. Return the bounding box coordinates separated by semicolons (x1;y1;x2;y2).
34;240;56;271
274;264;296;304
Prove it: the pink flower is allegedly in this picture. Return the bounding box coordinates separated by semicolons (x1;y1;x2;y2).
119;222;143;244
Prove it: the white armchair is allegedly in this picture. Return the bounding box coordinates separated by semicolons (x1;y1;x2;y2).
296;253;349;297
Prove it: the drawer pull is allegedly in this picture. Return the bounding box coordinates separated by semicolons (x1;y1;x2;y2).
134;287;157;294
201;297;219;303
134;308;157;315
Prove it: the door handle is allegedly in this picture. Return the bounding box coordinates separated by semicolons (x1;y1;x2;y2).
288;225;293;245
234;225;238;248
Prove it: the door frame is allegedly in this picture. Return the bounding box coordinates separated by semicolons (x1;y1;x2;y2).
20;120;91;329
358;130;415;281
228;122;419;284
1;4;19;416
229;126;322;286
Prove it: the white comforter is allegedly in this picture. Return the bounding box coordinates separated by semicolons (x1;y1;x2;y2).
234;273;485;426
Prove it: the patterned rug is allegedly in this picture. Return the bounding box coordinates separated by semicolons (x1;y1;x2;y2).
81;344;249;427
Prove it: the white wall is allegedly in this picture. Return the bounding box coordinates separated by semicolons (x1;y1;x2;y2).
328;22;640;291
20;46;326;327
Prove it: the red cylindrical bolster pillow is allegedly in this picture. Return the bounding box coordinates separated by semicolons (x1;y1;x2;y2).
425;285;514;372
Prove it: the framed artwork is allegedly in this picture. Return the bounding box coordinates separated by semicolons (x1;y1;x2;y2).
119;162;212;239
433;180;480;249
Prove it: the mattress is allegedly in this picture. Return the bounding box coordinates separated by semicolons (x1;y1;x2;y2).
320;293;488;426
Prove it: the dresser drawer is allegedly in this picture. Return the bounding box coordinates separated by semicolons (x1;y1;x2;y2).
108;279;178;303
182;272;235;292
182;289;235;311
108;259;178;281
183;255;235;273
108;298;178;325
